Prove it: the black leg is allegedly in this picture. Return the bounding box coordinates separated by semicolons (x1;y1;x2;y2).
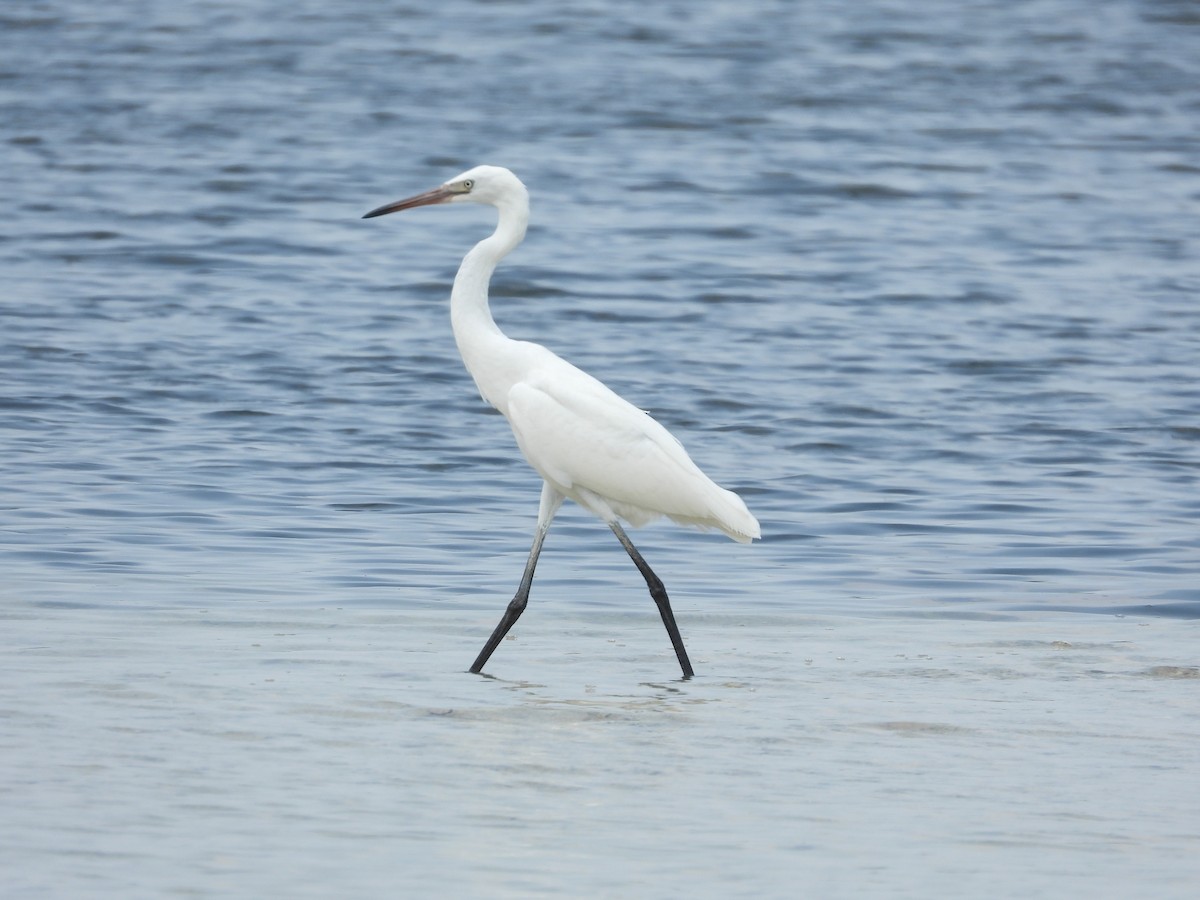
608;521;695;679
470;522;549;674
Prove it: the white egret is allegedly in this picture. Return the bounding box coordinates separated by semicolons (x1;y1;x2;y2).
363;165;759;677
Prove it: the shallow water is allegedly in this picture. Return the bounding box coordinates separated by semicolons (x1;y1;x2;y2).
4;606;1198;898
2;0;1199;896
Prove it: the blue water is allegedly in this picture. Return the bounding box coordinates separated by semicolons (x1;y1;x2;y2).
2;1;1199;897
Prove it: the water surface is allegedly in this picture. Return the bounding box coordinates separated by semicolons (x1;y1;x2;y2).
2;1;1198;896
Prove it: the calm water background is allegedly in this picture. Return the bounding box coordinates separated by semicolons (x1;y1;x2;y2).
2;0;1199;896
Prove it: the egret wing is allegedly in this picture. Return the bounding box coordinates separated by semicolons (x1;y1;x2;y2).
505;368;722;525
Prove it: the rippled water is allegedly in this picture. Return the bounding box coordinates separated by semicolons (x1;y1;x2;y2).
3;1;1199;896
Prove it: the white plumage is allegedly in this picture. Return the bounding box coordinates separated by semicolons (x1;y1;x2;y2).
364;165;759;677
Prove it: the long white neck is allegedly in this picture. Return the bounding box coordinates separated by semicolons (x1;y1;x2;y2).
450;194;530;410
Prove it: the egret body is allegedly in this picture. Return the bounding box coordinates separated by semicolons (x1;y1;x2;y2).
364;165;759;677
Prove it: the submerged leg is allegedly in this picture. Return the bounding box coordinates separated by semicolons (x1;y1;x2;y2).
470;483;562;674
608;521;695;679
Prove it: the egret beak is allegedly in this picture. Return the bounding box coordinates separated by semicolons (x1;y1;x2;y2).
362;185;454;219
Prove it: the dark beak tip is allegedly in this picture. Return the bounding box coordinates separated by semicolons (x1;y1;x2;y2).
362;204;396;220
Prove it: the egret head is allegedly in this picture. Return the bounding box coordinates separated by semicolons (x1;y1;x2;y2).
362;165;528;219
